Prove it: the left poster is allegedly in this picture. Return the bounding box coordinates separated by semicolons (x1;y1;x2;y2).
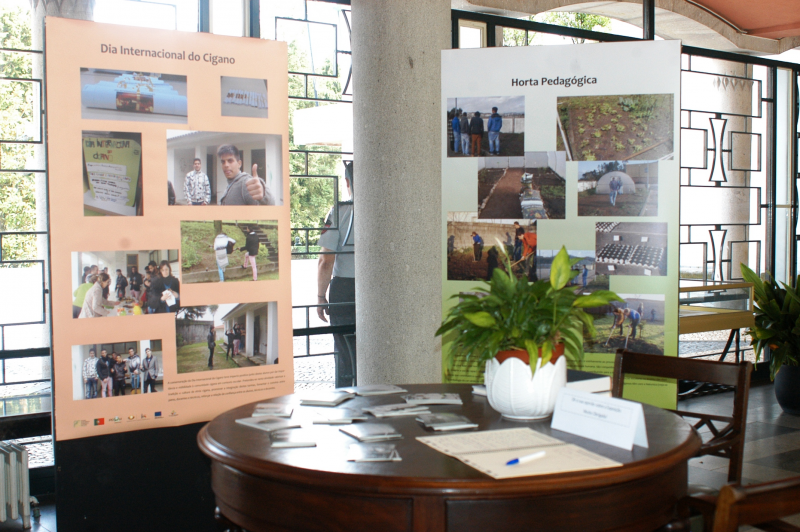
45;18;292;441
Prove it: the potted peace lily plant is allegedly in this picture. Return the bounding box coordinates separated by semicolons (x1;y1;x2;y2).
740;263;800;414
437;246;622;420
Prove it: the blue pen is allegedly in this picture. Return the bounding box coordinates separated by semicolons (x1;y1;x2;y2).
506;450;546;466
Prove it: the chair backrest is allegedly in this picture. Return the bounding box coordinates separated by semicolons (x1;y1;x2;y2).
613;349;752;482
712;477;800;532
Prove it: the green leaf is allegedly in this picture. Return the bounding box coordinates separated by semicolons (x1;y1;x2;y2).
540;341;553;366
550;247;572;290
464;312;496;328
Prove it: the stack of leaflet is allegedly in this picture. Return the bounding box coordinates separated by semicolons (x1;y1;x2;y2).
340;423;403;443
362;403;430;418
416;413;478;432
312;409;369;425
347;443;402;462
235;415;300;433
252;404;293;417
347;384;408;396
270;430;316;449
403;393;463;406
299;390;355;407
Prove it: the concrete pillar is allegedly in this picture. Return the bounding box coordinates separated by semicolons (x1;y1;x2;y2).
266;302;278;364
351;0;450;384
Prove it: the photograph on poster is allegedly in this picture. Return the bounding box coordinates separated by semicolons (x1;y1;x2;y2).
82;131;143;217
477;151;566;220
446;96;524;158
221;76;268;118
534;249;609;293
80;68;187;123
176;303;278;373
72;250;180;318
180;220;278;284
595;222;668;276
557;94;674;161
578;160;658;217
166;130;283;206
72;340;164;400
446;212;536;281
585;294;665;355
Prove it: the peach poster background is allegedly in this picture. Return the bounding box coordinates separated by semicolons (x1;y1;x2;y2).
45;17;293;441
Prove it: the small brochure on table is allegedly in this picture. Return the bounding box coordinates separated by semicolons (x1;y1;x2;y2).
403;393;463;406
363;404;430;418
416;413;479;431
253;404;293;418
236;415;301;434
312;409;369;425
340;423;403;442
417;427;621;480
347;385;408;396
299;391;356;407
270;429;317;449
347;443;402;462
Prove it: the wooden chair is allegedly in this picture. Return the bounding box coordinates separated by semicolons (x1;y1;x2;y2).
613;349;752;483
711;477;800;531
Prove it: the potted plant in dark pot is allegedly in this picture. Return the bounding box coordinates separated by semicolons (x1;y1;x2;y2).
741;264;800;414
437;246;622;420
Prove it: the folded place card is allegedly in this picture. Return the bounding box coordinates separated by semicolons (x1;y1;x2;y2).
551;388;648;451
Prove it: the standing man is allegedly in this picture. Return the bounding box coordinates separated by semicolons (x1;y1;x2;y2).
184;158;211;205
317;161;356;388
240;231;261;282
141;348;159;393
225;328;236;360
487;106;503;155
207;325;216;369
217;145;275;205
469;111;484;157
582;264;589;289
127;347;141;394
471;232;483;262
96;349;113;398
513;221;524;262
609;177;620;206
451;110;461;154
522;229;538;281
460;111;471;156
82;348;99;399
114;269;128;300
214;232;236;282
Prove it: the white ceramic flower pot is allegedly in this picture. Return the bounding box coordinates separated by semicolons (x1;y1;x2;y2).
484;354;567;420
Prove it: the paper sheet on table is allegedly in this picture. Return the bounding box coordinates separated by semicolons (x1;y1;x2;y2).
417;428;621;480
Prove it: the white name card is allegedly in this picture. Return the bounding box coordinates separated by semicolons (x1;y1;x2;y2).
551;388;648;451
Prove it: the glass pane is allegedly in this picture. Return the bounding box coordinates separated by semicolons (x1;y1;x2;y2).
0;7;33;51
680;187;759;226
502;27;527;47
211;0;244;36
278;18;337;76
0;80;41;142
4;356;50;383
260;0;306;40
0;262;44;326
0;173;39;231
291;228;322;254
1;51;32;79
1;234;41;262
459;26;483;49
151;0;198;32
2;323;50;350
94;0;178;30
290;177;335;229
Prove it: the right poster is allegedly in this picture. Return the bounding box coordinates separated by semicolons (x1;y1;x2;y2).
441;41;681;408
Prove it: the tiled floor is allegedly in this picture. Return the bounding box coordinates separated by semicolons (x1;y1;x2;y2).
684;381;800;529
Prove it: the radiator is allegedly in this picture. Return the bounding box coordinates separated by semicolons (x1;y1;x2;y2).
0;443;30;529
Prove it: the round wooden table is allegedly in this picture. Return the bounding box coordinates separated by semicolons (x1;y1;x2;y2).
198;384;701;532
